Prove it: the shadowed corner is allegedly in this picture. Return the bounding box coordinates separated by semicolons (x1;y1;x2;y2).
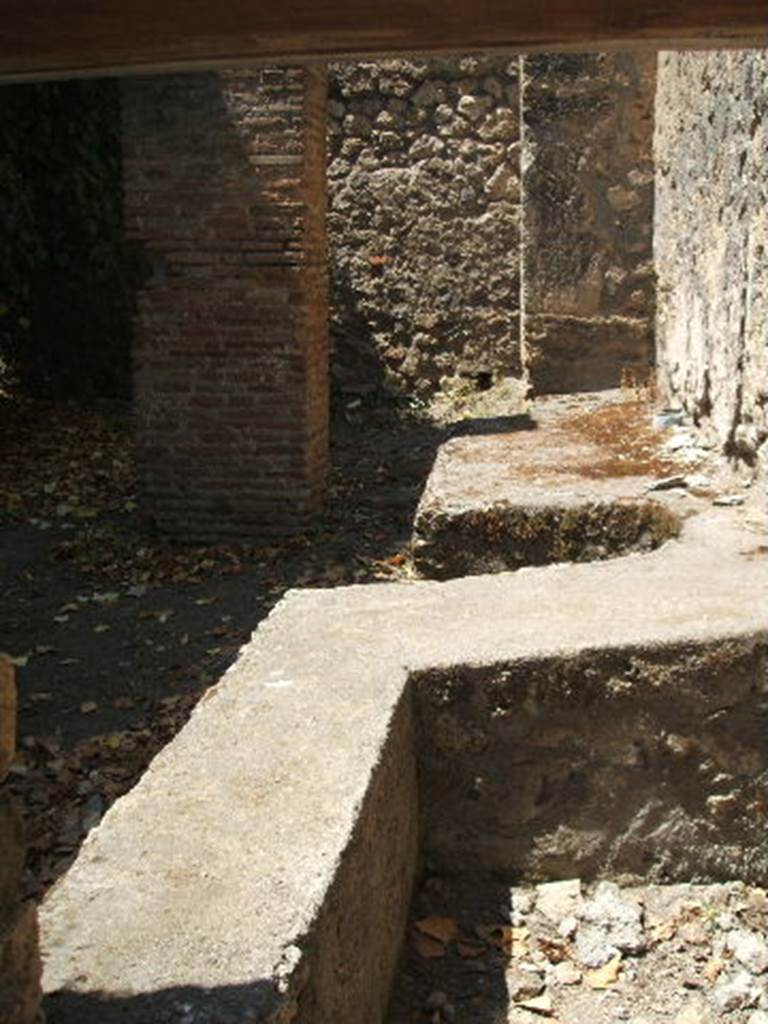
45;980;280;1024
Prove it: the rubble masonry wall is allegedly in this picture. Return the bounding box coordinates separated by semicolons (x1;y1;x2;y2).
655;49;768;473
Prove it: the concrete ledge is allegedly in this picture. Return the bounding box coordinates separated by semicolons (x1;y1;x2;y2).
412;399;695;579
41;498;767;1023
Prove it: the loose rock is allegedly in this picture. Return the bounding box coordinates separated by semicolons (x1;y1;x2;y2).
712;969;762;1012
726;929;768;975
506;965;545;1002
576;882;645;967
536;879;581;924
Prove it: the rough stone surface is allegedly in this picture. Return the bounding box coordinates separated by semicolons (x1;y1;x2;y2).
0;662;43;1024
0;792;25;918
574;881;645;966
328;54;656;398
328;56;522;396
654;50;768;474
123;66;329;540
416;634;768;885
535;879;582;924
412;394;684;580
0;903;43;1024
522;53;656;393
713;969;763;1012
41;495;767;1022
726;929;768;975
0;658;15;779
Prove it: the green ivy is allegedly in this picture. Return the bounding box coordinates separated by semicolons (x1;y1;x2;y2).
0;78;135;398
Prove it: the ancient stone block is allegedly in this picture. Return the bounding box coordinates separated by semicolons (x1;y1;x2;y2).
0;902;43;1024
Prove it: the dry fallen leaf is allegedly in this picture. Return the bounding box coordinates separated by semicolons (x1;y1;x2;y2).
519;992;554;1015
585;953;622;989
102;733;126;749
457;937;486;958
538;935;568;963
413;932;446;958
652;919;678;943
414;916;458;944
79;701;98;714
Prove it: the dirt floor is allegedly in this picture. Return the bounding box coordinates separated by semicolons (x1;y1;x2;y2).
2;381;764;1024
0;389;445;899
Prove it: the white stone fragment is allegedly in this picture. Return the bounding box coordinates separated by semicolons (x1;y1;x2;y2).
575;882;645;967
536;878;582;923
726;929;768;975
712;969;762;1012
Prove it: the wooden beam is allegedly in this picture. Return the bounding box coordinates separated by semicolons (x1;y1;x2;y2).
0;0;765;82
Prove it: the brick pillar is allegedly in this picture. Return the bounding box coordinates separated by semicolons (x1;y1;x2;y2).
122;66;328;540
0;660;43;1024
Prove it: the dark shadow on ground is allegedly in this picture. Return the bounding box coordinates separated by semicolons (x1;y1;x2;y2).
448;413;537;437
45;980;278;1024
0;394;446;898
386;873;513;1024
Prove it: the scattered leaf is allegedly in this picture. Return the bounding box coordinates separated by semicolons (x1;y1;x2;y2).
585;954;622;989
413;932;446;958
519;993;553;1015
457;937;486;958
652;919;678;943
79;701;98;714
414;916;458;944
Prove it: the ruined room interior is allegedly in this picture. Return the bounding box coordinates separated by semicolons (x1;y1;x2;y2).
0;4;766;1024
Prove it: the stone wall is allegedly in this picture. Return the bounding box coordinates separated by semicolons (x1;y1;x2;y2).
654;50;768;474
328;57;522;397
123;66;329;540
416;637;768;883
522;53;657;393
328;54;656;398
0;660;43;1024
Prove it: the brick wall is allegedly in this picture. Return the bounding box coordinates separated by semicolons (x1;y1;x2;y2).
0;660;43;1024
122;66;328;540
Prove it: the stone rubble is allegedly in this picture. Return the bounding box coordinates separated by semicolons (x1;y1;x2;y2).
575;882;646;967
388;879;768;1024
